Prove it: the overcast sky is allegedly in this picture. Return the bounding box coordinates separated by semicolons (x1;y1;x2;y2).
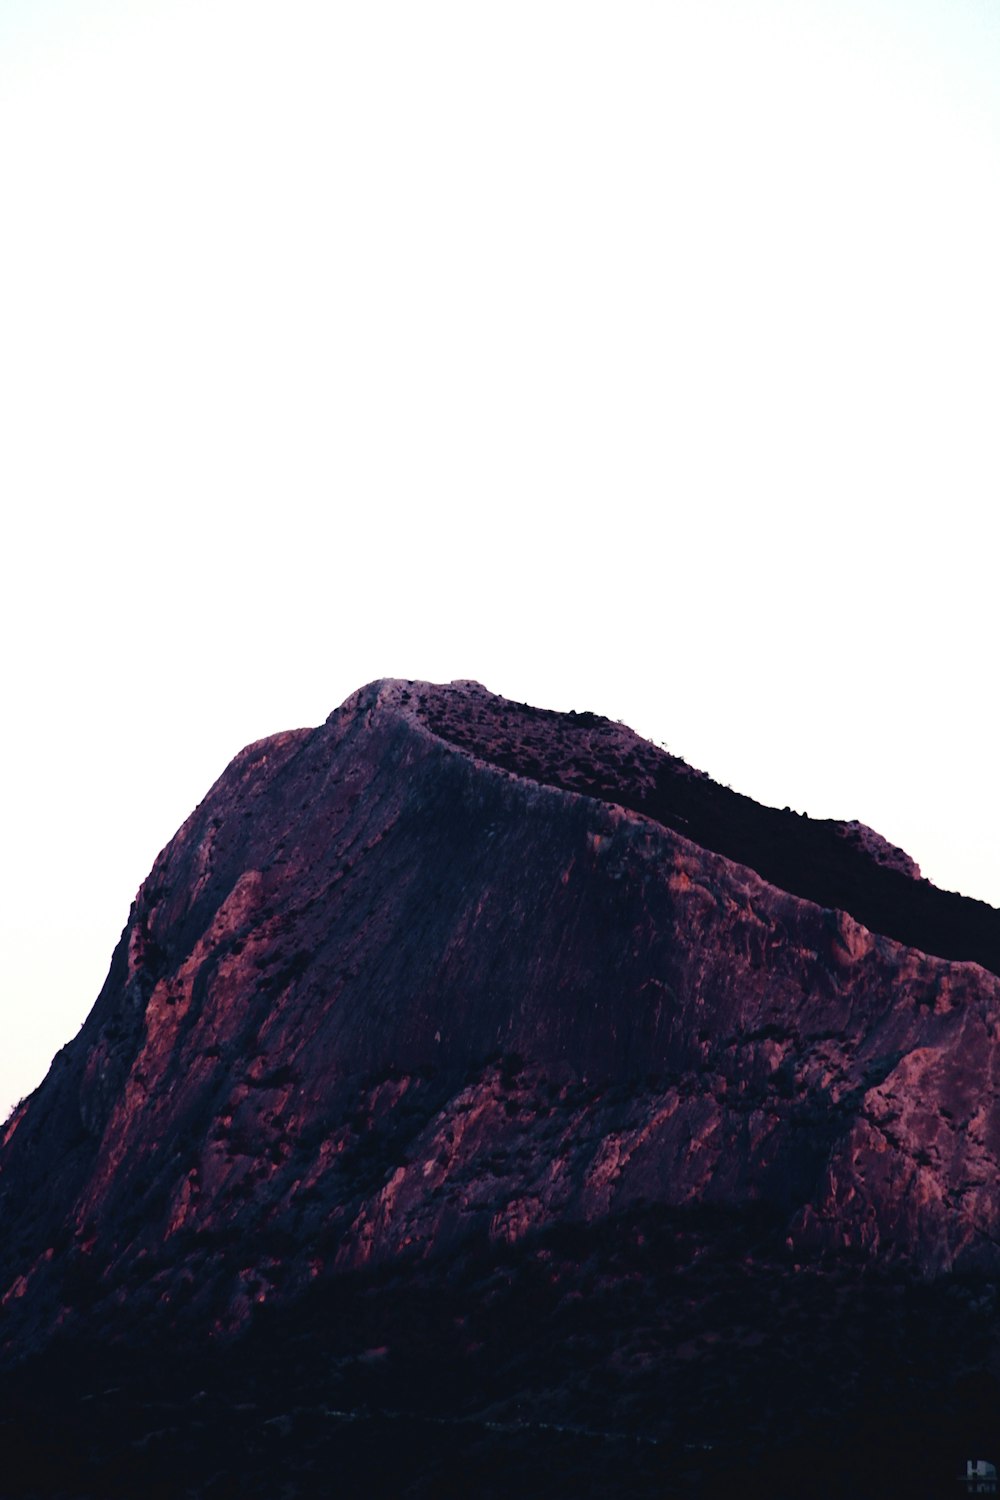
2;0;999;1118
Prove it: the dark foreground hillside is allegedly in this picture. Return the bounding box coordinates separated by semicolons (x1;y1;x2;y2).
4;1207;1000;1498
3;1209;1000;1497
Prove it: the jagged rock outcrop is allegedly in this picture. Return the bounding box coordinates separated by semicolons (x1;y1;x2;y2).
2;677;999;1381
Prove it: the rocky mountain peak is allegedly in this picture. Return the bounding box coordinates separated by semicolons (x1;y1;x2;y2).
1;679;998;1496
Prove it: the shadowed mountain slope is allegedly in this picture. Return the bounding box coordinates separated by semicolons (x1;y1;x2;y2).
421;684;1000;975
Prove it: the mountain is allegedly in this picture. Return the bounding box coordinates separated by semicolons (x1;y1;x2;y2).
2;678;1000;1498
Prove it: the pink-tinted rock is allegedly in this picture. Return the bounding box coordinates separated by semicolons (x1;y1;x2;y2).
1;678;999;1368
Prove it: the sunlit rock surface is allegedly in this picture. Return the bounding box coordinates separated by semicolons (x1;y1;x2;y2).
2;679;999;1495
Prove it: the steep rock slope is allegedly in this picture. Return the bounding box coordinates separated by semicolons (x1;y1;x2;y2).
2;678;1000;1384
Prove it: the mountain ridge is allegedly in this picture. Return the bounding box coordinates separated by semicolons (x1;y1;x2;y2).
2;678;999;1495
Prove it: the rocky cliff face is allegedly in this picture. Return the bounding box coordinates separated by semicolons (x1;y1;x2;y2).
2;679;1000;1495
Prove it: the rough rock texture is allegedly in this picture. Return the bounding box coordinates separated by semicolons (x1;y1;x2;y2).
2;679;1000;1495
829;819;922;881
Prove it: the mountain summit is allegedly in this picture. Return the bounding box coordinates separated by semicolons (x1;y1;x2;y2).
2;679;999;1496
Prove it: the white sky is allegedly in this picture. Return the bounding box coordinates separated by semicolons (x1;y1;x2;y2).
2;0;999;1119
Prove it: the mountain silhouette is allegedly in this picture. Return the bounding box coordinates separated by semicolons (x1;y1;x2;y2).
2;679;998;1497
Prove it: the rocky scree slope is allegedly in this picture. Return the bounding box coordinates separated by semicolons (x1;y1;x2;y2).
2;677;1000;1373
